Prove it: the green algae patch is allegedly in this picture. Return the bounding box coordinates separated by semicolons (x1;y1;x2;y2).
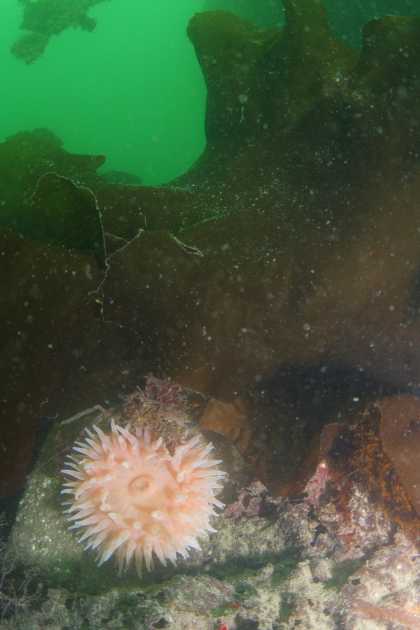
271;548;304;587
210;602;239;617
207;560;263;584
107;592;154;629
279;593;298;624
233;579;256;599
323;557;367;591
142;575;185;598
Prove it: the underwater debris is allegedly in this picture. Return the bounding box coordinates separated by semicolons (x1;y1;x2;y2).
11;0;110;64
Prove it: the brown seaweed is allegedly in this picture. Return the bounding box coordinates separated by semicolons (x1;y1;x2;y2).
11;0;109;64
379;395;420;519
2;0;420;503
0;137;106;266
100;4;420;495
0;227;149;495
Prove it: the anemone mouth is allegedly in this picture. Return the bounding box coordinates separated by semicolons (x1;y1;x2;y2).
129;474;157;500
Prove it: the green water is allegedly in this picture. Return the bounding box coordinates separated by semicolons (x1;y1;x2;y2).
3;0;420;187
1;0;207;186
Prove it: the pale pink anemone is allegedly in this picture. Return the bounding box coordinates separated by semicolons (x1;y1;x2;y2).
61;419;225;576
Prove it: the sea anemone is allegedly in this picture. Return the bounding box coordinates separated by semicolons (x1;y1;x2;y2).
61;420;225;576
